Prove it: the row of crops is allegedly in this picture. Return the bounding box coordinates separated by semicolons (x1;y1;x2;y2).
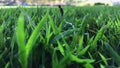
0;6;120;68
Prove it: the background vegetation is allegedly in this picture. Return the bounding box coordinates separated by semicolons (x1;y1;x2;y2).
0;6;120;68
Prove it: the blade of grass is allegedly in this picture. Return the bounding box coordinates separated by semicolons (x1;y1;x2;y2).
10;34;16;66
51;28;79;44
90;18;112;50
16;13;26;68
0;25;4;49
105;42;120;66
77;35;84;52
99;52;108;66
84;63;94;68
88;52;94;59
16;13;26;51
26;12;48;58
100;64;105;68
0;48;8;60
70;54;95;63
57;41;65;56
5;62;10;68
78;44;90;56
48;15;58;35
90;26;105;50
52;49;59;68
45;23;53;45
78;14;89;35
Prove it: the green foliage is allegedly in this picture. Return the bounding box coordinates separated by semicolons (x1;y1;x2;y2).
16;13;26;68
0;6;120;68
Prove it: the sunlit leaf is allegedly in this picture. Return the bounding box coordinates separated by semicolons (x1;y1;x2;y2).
16;13;26;68
84;63;94;68
99;52;108;66
26;12;48;56
57;41;65;56
70;54;95;63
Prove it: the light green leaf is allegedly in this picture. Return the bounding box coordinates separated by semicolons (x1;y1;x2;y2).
99;52;108;66
100;64;105;68
84;63;94;68
77;35;84;52
78;45;90;56
16;13;26;68
48;15;58;35
57;41;65;56
70;54;95;63
26;12;48;56
91;26;105;50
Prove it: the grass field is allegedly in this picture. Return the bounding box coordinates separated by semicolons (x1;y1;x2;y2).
0;6;120;68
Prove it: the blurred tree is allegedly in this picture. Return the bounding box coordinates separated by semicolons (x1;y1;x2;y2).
94;2;105;5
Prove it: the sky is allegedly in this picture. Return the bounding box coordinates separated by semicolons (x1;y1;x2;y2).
77;0;120;6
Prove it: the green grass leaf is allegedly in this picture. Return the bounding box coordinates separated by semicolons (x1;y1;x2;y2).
57;41;65;56
70;54;95;63
77;35;84;52
48;15;58;35
78;45;90;56
105;42;120;66
16;13;26;68
45;23;53;45
0;26;4;49
51;28;79;43
16;13;25;51
90;26;105;50
100;64;105;68
5;62;10;68
99;52;108;66
26;12;48;56
52;49;59;68
84;63;94;68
